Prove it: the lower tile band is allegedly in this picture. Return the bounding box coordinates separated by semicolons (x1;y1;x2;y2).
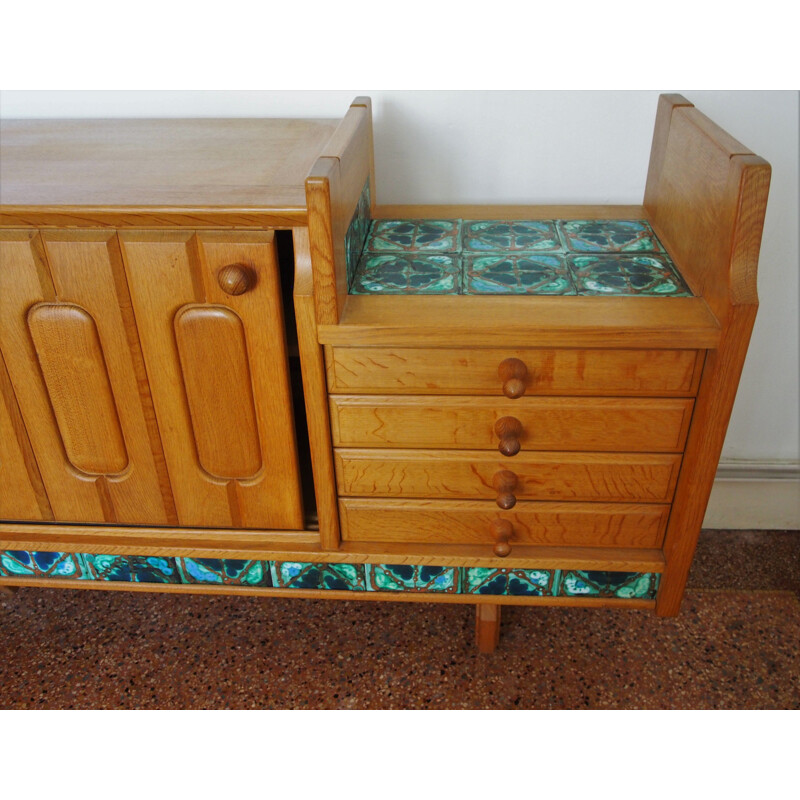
0;551;660;599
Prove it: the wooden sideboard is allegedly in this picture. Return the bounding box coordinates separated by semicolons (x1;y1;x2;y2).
0;96;771;652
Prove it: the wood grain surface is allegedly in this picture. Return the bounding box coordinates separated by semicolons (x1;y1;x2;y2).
326;346;704;396
339;498;670;548
334;449;682;503
329;395;694;452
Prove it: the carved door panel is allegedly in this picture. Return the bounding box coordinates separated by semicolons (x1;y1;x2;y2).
0;349;52;521
0;230;176;524
119;230;304;530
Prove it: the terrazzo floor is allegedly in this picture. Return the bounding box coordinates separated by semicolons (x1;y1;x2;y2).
1;530;797;710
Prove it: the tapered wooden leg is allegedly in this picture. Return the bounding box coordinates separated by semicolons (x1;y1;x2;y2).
0;585;19;597
475;603;501;653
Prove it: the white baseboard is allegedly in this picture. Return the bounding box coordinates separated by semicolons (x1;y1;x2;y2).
702;460;800;529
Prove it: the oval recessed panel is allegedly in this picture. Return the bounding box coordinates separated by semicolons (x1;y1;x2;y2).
174;304;262;480
27;303;129;475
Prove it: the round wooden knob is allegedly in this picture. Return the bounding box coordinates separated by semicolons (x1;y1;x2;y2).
495;416;522;457
492;469;518;508
496;493;517;510
499;358;528;399
217;263;255;295
490;518;513;557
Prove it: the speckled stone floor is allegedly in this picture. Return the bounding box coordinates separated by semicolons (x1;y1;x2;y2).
1;530;797;710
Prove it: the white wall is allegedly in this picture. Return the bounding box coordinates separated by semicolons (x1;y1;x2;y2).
2;90;798;493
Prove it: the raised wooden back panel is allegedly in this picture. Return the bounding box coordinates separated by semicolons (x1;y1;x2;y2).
306;98;374;325
644;94;771;322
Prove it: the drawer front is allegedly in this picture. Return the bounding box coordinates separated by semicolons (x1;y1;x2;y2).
340;498;669;548
334;449;682;503
326;347;703;396
329;396;694;453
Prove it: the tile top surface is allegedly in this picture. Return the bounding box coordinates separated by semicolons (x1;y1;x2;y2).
350;219;691;296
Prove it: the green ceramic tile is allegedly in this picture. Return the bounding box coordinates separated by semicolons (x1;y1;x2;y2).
365;219;461;253
559;220;661;253
463;220;561;252
464;567;558;595
351;253;461;294
559;570;660;599
177;558;272;586
272;561;366;591
366;564;459;592
464;253;574;294
568;254;691;296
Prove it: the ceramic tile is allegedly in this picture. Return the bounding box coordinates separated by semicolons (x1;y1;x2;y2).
568;254;691;296
559;220;661;253
0;550;85;579
365;219;461;253
463;568;559;596
351;253;461;294
79;554;133;581
464;253;574;294
177;558;272;586
128;556;180;584
560;570;660;599
463;220;561;252
272;562;366;591
345;179;372;290
366;564;459;593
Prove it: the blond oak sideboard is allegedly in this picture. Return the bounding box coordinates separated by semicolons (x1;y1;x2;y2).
0;95;770;653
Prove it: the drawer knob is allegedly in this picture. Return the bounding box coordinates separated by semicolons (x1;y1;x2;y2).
217;263;256;296
493;469;518;509
495;416;522;457
490;518;513;557
499;357;528;399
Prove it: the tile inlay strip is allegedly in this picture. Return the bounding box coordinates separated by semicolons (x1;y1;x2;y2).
0;551;661;599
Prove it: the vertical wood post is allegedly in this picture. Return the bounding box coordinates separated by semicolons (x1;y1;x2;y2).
475;603;501;653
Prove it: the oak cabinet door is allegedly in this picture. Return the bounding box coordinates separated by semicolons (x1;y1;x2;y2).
0;230;176;524
119;230;304;530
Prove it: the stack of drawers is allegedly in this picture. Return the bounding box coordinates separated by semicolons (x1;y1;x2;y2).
327;346;703;556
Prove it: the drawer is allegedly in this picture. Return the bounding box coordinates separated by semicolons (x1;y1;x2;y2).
334;449;682;503
339;498;669;548
325;347;704;396
329;396;694;453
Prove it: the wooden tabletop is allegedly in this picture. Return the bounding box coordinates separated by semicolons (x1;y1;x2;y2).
0;117;340;227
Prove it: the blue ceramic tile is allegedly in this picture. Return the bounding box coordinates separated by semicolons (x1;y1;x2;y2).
365;219;460;253
177;558;272;586
0;550;84;579
351;253;461;294
568;254;691;296
559;220;661;253
463;220;561;252
464;253;574;294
